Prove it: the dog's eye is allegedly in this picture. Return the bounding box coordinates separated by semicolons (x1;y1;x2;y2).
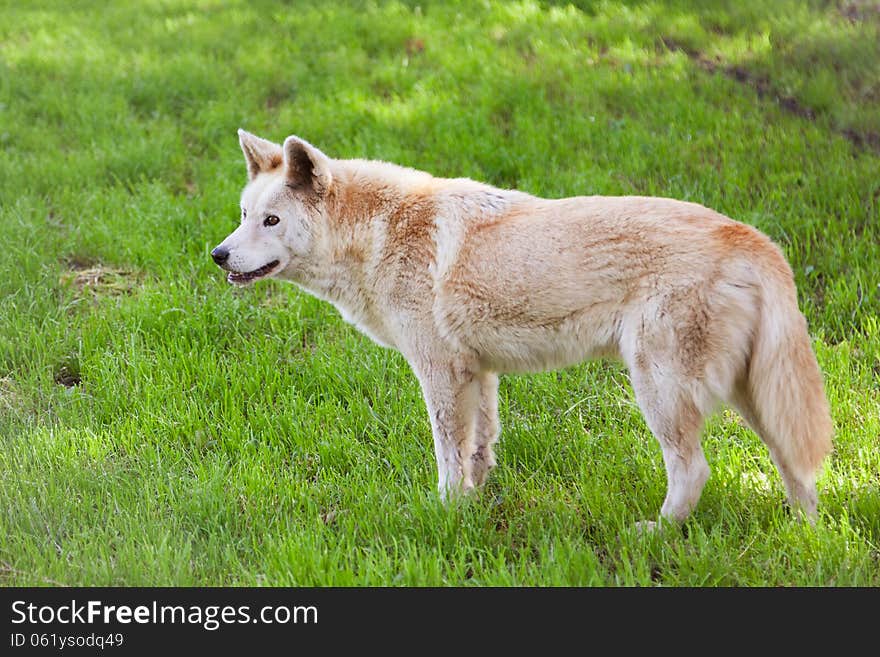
264;215;280;227
241;208;247;221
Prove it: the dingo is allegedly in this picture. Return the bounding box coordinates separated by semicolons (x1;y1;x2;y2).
212;130;832;526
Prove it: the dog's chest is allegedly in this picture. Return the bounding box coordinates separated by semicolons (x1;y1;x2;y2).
328;291;398;349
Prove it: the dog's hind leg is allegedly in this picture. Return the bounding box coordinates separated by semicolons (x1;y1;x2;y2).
628;360;710;526
412;356;482;501
471;372;500;487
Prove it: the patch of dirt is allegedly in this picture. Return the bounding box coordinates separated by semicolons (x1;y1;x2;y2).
61;258;141;299
840;0;880;22
724;64;816;120
659;36;880;154
841;127;880;151
53;364;81;388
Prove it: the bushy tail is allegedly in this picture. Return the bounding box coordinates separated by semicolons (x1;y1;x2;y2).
746;258;833;514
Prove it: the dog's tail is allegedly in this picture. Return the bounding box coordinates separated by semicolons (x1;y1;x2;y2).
743;247;833;513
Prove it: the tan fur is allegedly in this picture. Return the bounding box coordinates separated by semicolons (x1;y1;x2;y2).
213;130;834;525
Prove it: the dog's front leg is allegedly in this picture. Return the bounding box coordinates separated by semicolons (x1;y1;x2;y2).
471;372;500;487
413;358;482;501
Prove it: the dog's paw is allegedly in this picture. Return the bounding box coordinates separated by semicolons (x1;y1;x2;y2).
633;520;660;534
632;518;679;535
438;480;475;505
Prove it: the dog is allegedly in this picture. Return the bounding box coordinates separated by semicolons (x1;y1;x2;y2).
212;129;832;527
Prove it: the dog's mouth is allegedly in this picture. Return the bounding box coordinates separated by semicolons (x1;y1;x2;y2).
226;260;281;285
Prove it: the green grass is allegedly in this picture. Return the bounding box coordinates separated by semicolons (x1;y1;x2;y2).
1;0;878;586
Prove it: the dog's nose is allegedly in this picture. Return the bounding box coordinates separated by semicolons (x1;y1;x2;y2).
211;246;229;265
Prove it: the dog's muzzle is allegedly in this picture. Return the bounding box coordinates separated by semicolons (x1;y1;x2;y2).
211;245;281;284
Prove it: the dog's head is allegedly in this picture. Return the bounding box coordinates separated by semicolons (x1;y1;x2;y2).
211;129;332;286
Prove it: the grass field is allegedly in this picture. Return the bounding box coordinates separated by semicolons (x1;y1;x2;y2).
1;0;878;586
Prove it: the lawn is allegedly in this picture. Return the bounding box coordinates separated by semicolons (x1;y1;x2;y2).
0;0;878;586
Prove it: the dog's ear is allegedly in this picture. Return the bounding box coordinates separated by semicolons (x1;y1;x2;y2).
283;136;332;195
238;129;283;181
